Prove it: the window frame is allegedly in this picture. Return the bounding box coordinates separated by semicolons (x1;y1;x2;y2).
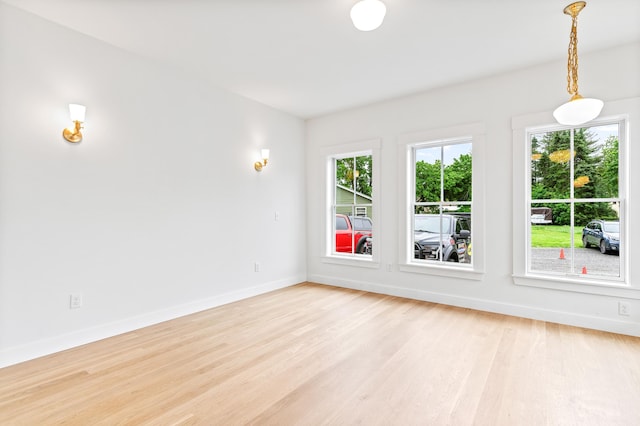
398;123;485;280
512;97;639;298
527;123;625;282
322;139;381;268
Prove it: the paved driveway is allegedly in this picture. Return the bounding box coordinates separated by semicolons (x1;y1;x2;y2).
530;247;620;277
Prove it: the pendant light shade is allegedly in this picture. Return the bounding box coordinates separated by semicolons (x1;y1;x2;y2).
553;95;604;126
350;0;386;31
554;2;603;126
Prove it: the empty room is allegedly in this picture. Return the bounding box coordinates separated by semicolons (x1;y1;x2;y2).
1;0;639;424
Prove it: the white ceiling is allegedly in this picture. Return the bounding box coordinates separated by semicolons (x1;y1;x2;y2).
5;0;640;118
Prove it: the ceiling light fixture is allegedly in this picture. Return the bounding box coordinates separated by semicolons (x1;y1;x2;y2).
553;2;603;126
350;0;386;32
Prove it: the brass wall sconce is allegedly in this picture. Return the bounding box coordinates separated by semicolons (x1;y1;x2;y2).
254;149;270;172
62;103;86;143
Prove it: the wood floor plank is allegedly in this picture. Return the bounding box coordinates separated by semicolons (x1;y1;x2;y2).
1;282;639;425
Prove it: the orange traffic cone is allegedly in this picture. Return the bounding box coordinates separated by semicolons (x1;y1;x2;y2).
559;248;565;260
581;266;587;274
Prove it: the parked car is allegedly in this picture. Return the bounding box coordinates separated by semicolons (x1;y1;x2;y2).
414;214;471;263
582;220;619;254
335;214;372;255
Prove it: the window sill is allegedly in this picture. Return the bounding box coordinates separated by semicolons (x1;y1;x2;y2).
322;255;380;269
399;263;484;281
513;274;640;299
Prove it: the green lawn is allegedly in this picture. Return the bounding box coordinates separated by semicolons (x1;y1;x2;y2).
531;225;583;248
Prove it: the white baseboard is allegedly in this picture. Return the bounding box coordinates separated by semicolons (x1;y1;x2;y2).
0;277;303;368
307;274;640;337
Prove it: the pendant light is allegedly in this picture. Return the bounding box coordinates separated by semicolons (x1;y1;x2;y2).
350;0;386;31
553;2;603;126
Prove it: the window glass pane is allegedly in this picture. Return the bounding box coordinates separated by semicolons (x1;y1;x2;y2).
576;202;620;278
413;210;446;262
413;206;471;264
415;146;442;203
443;143;472;202
576;125;619;199
529;202;573;275
335;213;355;254
531;130;571;200
572;127;619;200
336;157;355;197
355;155;373;197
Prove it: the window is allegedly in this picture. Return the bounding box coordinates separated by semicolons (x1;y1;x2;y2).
322;138;380;266
332;153;373;257
398;123;485;279
512;97;639;296
412;141;472;265
528;123;624;281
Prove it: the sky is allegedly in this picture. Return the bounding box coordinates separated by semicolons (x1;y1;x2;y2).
415;142;472;165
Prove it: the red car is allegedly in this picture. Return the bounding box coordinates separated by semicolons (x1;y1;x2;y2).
335;214;372;254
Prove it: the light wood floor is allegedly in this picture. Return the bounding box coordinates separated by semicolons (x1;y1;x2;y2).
1;283;639;425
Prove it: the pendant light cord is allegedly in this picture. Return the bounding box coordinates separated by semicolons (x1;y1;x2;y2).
566;10;580;96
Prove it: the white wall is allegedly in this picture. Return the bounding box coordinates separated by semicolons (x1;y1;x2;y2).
306;42;640;336
0;3;306;367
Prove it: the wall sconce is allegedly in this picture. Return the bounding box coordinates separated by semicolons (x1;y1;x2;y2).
62;103;86;143
552;2;603;125
254;149;270;172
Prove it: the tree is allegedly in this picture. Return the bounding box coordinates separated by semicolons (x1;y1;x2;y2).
415;152;472;205
336;155;372;197
444;153;472;201
415;160;441;202
532;129;617;226
597;136;619;198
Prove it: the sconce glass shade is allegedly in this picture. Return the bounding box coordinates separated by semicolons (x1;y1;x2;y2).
553;95;604;125
350;0;386;31
69;103;86;122
261;149;270;161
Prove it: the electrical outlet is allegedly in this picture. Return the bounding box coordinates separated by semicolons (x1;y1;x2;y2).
254;262;260;272
70;293;83;309
618;302;630;316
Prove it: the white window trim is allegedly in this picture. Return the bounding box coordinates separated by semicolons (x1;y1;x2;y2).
512;97;639;299
397;122;485;280
321;138;381;268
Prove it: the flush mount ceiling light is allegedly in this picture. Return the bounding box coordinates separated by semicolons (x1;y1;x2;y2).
350;0;386;31
552;2;603;126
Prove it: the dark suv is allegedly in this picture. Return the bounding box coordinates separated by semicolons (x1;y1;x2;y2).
582;220;619;254
414;214;471;263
